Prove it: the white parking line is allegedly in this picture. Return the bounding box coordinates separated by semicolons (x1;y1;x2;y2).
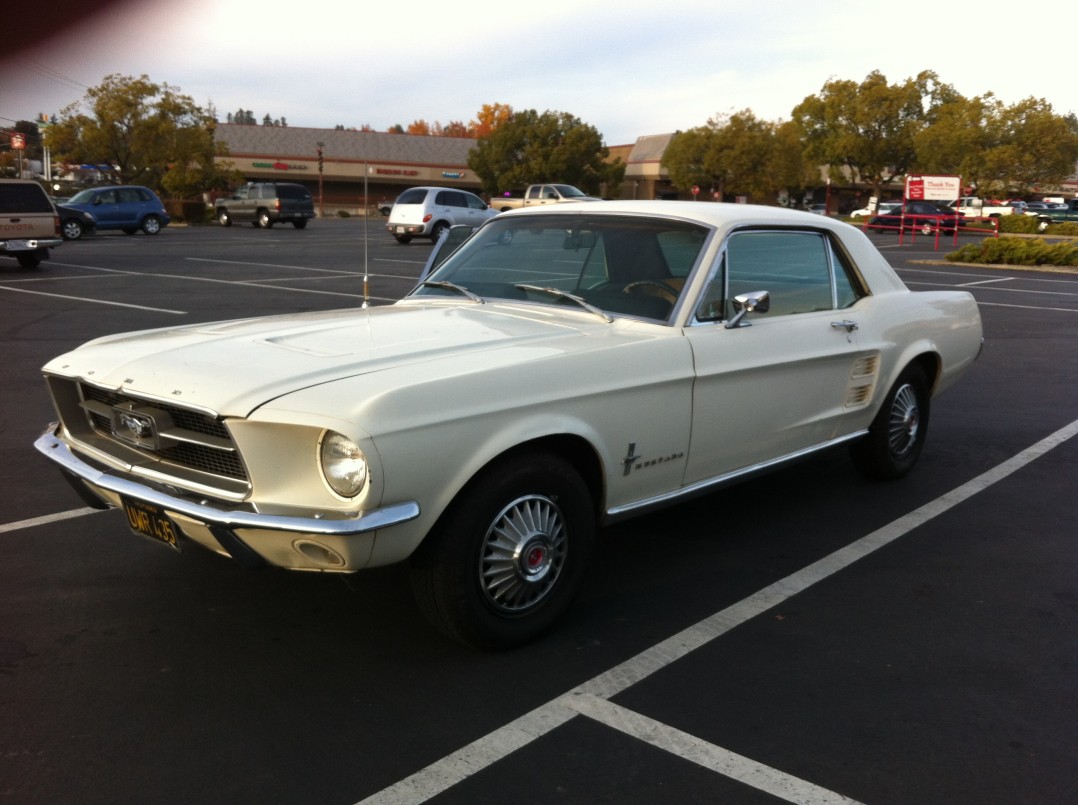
0;284;186;314
0;507;102;534
358;417;1078;805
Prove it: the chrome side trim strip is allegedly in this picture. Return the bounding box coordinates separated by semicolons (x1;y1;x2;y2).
605;430;869;521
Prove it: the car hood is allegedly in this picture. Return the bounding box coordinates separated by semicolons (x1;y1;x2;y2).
42;301;620;417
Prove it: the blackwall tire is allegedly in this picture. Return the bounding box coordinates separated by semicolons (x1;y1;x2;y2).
409;451;595;649
851;364;931;480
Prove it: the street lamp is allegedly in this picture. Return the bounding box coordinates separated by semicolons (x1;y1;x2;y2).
316;141;324;217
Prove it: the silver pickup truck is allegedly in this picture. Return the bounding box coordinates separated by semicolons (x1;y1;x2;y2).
0;179;63;269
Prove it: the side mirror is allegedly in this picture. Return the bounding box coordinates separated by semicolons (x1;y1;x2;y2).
724;290;770;329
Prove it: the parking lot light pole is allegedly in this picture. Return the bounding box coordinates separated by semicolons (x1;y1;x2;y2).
316;142;324;217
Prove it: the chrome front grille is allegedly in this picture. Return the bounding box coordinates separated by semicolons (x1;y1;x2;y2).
74;382;249;483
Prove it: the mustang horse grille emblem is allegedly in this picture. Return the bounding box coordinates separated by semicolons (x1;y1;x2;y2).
119;412;152;439
110;407;159;449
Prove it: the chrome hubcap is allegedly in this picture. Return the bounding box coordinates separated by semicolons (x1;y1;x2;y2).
479;495;566;614
887;383;920;458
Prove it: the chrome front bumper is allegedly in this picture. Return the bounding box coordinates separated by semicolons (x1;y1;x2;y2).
34;424;421;569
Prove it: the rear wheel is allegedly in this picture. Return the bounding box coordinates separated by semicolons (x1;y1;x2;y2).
16;252;42;269
217;209;232;227
257;210;273;228
430;220;450;242
394;234;412;244
141;215;162;235
292;219;308;229
410;451;595;649
851;364;930;479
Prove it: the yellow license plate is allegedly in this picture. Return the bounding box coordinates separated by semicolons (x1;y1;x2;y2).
122;498;180;550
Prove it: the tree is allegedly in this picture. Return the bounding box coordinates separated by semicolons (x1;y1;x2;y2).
792;70;933;201
467;109;624;196
470;103;514;139
45;73;239;197
662;111;810;202
914;94;1078;196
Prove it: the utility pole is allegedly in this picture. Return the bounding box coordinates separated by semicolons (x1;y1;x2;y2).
316;141;324;217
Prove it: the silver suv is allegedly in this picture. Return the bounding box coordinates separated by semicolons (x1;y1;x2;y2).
386;187;497;243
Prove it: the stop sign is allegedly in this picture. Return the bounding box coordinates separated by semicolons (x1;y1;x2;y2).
691;185;699;196
11;134;25;149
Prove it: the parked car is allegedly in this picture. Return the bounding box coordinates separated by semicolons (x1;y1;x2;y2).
867;201;965;235
56;204;97;240
34;201;983;648
64;186;169;235
387;186;497;243
490;184;600;212
850;201;902;218
215;182;315;229
1033;198;1078;232
0;179;63;268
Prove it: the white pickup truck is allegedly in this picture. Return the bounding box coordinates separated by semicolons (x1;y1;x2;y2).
948;197;1014;219
491;184;600;212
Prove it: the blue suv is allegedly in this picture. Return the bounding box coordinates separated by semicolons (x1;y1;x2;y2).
65;185;170;235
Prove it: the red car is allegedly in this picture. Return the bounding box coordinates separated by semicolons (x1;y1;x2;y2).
867;201;965;235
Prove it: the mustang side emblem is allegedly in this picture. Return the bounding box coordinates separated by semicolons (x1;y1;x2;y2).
623;443;684;476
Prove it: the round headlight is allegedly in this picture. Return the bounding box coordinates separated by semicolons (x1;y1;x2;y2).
320;431;368;498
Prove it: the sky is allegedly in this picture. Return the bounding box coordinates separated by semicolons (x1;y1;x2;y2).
2;1;1075;147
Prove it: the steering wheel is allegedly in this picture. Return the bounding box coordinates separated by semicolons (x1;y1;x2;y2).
623;280;680;304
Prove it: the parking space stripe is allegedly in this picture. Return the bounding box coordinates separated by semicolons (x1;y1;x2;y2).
358;417;1078;805
0;507;102;534
569;694;862;804
0;284;186;314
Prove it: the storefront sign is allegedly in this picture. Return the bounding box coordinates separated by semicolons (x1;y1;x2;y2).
251;161;309;171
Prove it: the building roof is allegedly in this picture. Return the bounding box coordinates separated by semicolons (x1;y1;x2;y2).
214;123;477;167
627;133;675;165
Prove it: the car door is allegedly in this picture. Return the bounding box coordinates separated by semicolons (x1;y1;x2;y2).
91;189;121;227
683;229;874;484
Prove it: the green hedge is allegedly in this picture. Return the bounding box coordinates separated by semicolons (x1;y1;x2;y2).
946;236;1078;267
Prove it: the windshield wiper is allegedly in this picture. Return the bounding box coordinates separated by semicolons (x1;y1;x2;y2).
515;284;613;322
419;280;484;303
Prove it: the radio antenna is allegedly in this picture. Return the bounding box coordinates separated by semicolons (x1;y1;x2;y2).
362;161;370;308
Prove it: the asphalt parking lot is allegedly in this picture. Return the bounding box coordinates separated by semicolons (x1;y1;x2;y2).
1;220;1076;804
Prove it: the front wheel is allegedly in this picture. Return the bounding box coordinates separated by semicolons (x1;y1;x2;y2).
61;219;84;240
851;364;930;480
141;215;162;235
409;452;595;649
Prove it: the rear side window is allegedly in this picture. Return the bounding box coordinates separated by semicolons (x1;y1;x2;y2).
435;191;468;207
397;188;429;205
0;183;53;213
275;185;310;200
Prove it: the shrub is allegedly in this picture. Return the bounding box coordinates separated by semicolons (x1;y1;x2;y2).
947;237;1078;267
336;209;350;218
996;215;1042;235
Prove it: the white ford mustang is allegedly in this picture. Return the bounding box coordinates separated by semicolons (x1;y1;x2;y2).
35;201;983;648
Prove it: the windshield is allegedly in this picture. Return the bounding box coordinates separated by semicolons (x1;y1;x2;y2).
67;189;96;204
410;214;710;322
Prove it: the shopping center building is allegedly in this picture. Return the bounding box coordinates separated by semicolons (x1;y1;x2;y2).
212;124;680;214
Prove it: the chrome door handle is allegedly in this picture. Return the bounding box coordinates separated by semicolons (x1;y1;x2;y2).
831;320;859;333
